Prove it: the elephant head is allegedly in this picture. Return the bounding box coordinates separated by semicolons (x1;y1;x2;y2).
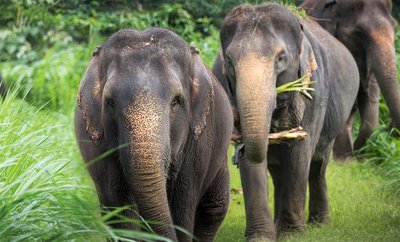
220;3;317;164
76;28;215;239
301;0;400;130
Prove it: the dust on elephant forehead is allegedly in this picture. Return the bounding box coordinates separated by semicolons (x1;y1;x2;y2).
123;90;167;162
237;53;271;80
236;53;274;98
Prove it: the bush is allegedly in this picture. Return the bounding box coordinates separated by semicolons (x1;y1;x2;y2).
1;43;94;113
357;127;400;194
0;2;222;113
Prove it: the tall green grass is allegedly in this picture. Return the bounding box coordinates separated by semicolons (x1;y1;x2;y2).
0;90;100;240
0;89;172;241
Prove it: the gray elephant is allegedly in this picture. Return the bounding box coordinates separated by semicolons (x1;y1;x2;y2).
74;28;233;241
212;3;359;241
300;0;400;159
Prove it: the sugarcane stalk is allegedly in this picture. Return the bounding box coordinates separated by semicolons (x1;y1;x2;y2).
276;73;315;100
268;126;308;144
231;126;308;144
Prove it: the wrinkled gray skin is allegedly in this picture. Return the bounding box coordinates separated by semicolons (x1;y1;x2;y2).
75;28;233;241
301;0;400;160
212;3;359;241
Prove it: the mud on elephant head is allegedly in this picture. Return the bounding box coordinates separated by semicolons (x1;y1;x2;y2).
75;28;233;241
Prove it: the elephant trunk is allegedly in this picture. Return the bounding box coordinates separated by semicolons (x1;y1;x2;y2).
236;54;276;164
368;26;400;128
120;97;177;240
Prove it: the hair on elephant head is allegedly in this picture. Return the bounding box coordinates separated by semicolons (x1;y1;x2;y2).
301;0;400;155
75;28;232;240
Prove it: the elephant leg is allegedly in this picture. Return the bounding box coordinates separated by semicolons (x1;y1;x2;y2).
89;158;139;230
267;164;281;225
276;143;312;234
308;142;332;224
194;166;230;242
354;77;380;150
237;147;276;241
333;108;356;161
168;183;197;242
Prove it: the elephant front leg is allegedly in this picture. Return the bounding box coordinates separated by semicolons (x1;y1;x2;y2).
237;146;276;241
194;167;230;242
354;77;380;151
275;145;311;234
308;142;332;224
89;158;140;230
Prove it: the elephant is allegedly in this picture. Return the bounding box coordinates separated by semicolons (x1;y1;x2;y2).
74;28;233;241
212;3;359;240
300;0;400;159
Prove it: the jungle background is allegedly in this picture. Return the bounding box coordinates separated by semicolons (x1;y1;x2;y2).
0;0;399;241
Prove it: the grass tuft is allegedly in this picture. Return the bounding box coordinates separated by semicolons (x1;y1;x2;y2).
357;127;400;194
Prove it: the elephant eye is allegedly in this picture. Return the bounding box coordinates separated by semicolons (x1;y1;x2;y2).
276;52;287;64
106;98;115;108
171;95;183;107
275;52;287;74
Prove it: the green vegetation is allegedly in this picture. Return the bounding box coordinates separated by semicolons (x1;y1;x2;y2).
217;156;400;242
0;1;399;241
0;91;174;241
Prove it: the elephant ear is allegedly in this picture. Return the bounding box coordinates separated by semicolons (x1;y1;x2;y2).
77;49;104;145
190;46;215;140
299;31;318;88
301;0;337;34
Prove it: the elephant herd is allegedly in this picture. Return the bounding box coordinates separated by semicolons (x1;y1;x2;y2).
74;0;399;241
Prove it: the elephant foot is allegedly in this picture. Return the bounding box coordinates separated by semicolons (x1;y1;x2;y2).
333;145;353;162
308;214;330;225
276;222;306;238
333;152;352;162
247;233;276;242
